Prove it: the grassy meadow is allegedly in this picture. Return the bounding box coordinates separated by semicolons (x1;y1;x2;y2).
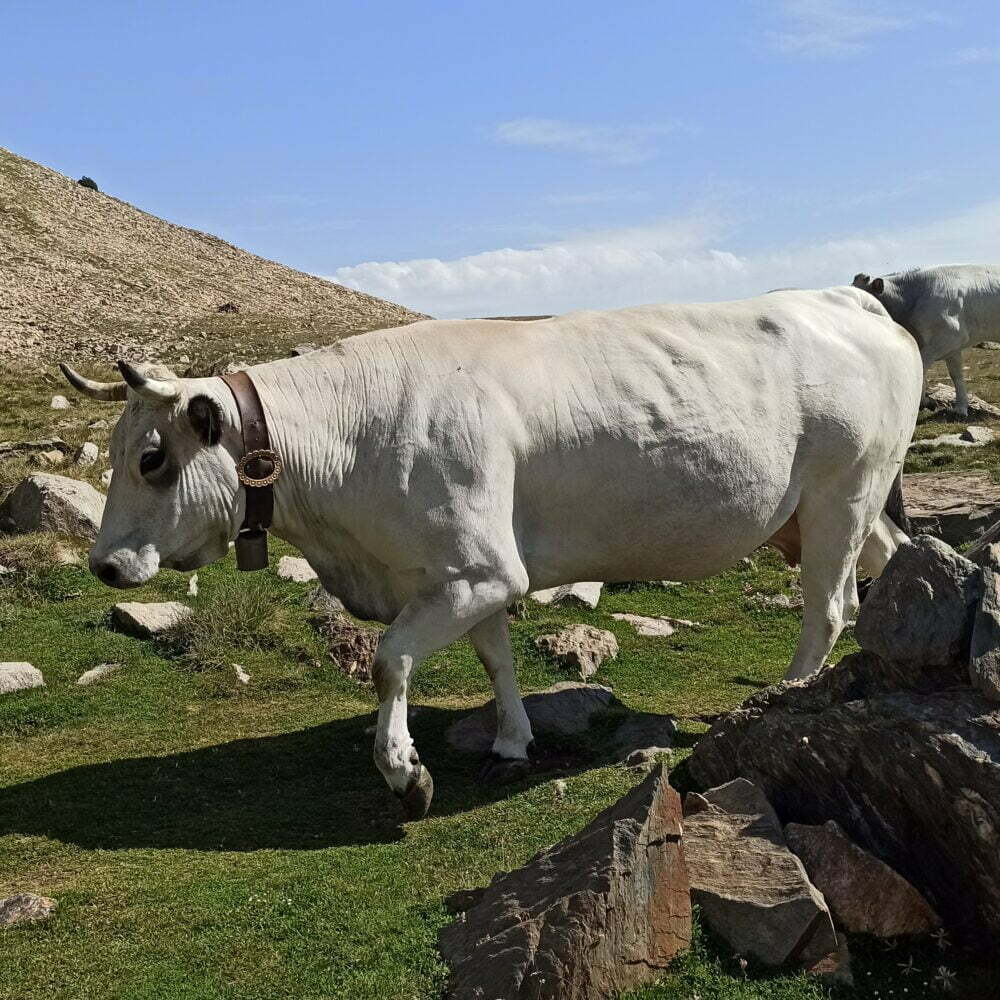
2;347;999;999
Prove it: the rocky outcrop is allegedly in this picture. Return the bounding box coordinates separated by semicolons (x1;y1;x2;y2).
534;624;618;679
683;779;838;969
784;820;940;937
689;651;1000;952
0;473;105;540
439;765;690;999
111;601;192;638
970;543;1000;702
906;471;1000;547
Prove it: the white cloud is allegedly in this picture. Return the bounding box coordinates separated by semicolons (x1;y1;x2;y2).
767;0;934;57
329;199;1000;318
492;118;680;165
951;46;1000;64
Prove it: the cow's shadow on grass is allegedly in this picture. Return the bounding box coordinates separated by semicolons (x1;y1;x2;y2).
0;705;655;852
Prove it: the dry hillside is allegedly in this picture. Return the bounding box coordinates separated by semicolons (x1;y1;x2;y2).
0;148;427;369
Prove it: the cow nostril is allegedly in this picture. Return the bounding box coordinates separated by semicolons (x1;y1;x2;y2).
96;562;118;586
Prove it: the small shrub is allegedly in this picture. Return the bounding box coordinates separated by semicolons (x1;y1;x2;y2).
77;176;99;191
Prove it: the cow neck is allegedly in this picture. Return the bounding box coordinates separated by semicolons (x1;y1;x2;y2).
221;370;284;571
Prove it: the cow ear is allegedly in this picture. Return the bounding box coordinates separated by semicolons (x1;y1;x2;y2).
188;395;223;445
870;277;885;296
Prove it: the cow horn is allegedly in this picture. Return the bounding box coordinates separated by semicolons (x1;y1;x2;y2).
117;361;180;403
59;362;128;401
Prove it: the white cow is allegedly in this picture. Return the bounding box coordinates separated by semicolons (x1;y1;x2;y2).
61;286;921;818
853;265;1000;417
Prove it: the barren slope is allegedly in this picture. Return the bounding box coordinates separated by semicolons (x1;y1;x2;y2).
0;148;426;368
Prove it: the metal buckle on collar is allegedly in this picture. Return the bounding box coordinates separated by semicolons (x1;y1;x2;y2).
235;448;283;488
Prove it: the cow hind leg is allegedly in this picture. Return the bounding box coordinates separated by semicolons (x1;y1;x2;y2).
859;510;908;578
945;350;970;417
468;611;534;783
784;489;878;682
372;576;514;819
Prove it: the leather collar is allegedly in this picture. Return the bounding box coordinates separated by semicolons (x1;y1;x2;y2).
221;370;282;571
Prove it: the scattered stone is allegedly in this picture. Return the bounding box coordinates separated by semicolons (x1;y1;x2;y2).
439;765;690;1000
689;650;1000;953
748;591;803;610
187;573;199;597
276;555;318;583
961;425;995;444
613;711;677;761
529;581;603;610
217;301;240;314
76;662;123;686
855;535;980;669
233;664;251;685
0;663;45;695
979;341;1000;351
683;778;837;968
447;681;616;754
0;893;57;928
290;343;318;356
553;778;568;800
88;419;109;430
922;381;1000;420
37;449;64;466
969;543;1000;702
611;612;701;636
0;473;106;540
111;601;192;638
911;429;994;450
50;394;70;410
313;611;381;681
0;438;69;457
534;624;618;679
802;938;854;989
785;819;941;936
100;469;113;487
75;441;99;467
906;471;1000;546
307;585;345;614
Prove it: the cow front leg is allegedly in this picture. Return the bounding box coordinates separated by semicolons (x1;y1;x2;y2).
468;610;533;783
372;577;514;820
945;350;970;417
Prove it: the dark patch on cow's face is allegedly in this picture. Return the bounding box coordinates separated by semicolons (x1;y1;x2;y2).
188;395;223;446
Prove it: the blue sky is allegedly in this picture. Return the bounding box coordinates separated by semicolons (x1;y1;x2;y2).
5;0;999;316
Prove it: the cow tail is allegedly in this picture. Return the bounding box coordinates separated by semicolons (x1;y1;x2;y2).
884;467;910;537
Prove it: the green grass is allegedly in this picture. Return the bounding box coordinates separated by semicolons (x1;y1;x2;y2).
1;357;995;999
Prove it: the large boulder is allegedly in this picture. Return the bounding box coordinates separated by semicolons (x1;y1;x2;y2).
969;543;1000;703
689;651;1000;952
683;779;838;969
0;663;44;695
447;681;615;754
0;473;105;540
439;765;690;999
534;624;618;680
784;820;940;937
855;535;980;668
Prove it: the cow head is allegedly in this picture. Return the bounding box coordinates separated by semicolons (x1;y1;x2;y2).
852;272;885;297
60;361;243;587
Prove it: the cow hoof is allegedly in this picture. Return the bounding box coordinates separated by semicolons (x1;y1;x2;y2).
397;764;434;821
478;753;532;785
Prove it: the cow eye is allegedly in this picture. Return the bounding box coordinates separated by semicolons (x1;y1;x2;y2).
139;448;167;476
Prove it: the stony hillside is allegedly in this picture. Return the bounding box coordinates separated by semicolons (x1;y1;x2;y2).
0;148;427;368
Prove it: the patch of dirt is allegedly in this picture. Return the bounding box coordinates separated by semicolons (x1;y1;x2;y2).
312;610;382;683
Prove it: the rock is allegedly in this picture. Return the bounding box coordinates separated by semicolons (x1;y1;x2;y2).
0;663;45;695
50;394;70;410
785;819;941;936
75;441;99;467
438;764;690;999
906;471;1000;546
613;711;677;761
233;664;251;685
534;624;618;679
37;449;64;466
970;544;1000;702
76;662;122;686
612;612;674;636
313;611;381;681
683;778;838;968
111;601;192;638
748;591;803;610
0;438;69;457
979;341;1000;351
0;893;57;927
88;419;109;430
529;581;603;610
217;301;239;313
0;473;105;540
276;555;318;583
922;381;1000;420
961;425;995;444
802;939;854;989
100;469;113;487
187;573;199;597
290;343;318;356
689;650;1000;953
855;535;980;669
447;681;615;754
307;585;345;614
